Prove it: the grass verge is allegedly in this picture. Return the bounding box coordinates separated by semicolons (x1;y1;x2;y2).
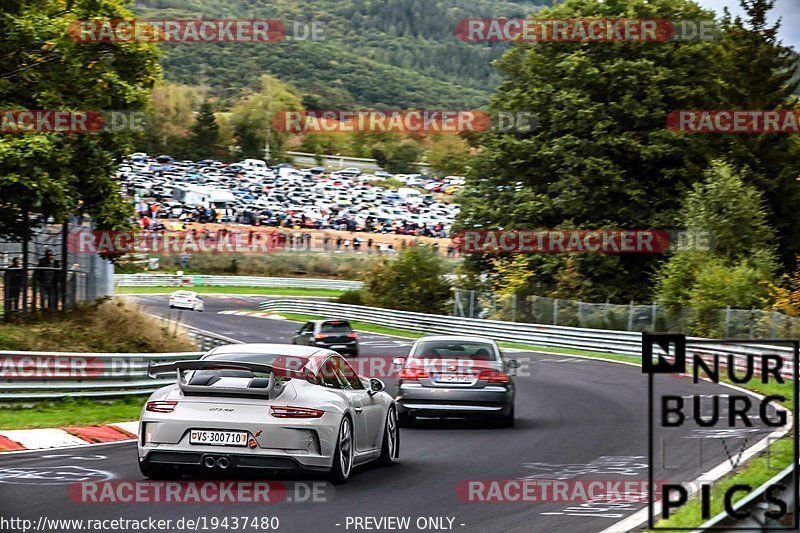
116;286;345;297
0;299;195;352
0;397;145;430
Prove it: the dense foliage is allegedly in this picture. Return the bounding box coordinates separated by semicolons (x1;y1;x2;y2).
457;0;800;304
0;0;160;236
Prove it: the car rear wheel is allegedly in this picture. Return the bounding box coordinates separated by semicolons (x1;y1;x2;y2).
500;406;515;428
377;407;399;466
329;416;354;484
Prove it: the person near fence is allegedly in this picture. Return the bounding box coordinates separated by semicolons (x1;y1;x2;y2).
3;257;24;314
35;249;60;311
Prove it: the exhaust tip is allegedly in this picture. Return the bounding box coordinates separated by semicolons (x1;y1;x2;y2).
217;457;230;469
203;456;216;468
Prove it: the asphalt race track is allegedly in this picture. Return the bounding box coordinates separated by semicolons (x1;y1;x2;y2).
0;295;780;533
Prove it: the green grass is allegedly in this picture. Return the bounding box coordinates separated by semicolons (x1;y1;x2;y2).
117;286;345;297
656;437;794;529
0;397;146;430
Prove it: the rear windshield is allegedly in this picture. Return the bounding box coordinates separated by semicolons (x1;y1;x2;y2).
320;321;352;333
412;341;497;361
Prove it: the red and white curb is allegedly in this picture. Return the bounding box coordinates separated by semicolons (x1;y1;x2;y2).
218;310;286;319
0;421;137;452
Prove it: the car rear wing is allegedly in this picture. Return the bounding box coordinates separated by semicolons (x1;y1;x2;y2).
148;360;279;399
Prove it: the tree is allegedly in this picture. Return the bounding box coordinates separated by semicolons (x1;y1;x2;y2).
456;0;793;301
426;134;472;176
229;74;303;163
137;82;199;159
188;101;222;160
371;140;423;174
655;161;778;334
0;0;160;240
708;0;800;267
362;246;451;314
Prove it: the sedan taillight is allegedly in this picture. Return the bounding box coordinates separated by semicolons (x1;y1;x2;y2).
146;400;178;413
271;406;325;418
345;332;358;339
478;370;510;383
399;367;429;380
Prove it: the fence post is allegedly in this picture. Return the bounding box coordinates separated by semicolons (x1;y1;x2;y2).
578;300;583;326
724;306;731;337
627;301;634;331
651;302;657;331
469;290;475;319
553;299;559;325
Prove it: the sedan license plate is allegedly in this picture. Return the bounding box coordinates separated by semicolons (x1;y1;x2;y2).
435;373;473;384
330;345;347;349
190;430;248;447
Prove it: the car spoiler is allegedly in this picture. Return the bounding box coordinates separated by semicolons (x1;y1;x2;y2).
148;360;278;398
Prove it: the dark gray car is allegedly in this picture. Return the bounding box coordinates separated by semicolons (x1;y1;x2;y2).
393;336;519;427
292;319;359;357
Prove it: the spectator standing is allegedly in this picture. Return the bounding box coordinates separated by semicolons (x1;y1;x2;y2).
3;257;24;314
35;249;60;311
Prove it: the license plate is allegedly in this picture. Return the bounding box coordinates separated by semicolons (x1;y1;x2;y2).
331;345;347;349
189;430;248;447
435;373;474;384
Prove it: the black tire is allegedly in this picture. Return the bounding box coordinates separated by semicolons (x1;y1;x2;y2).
139;460;171;480
501;406;515;428
329;416;354;484
169;305;175;309
377;407;399;466
397;411;414;428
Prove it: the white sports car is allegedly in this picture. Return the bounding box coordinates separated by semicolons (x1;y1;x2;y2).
168;290;204;312
139;344;399;483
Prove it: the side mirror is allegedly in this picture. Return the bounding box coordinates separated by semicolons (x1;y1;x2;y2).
369;378;385;395
391;357;406;368
506;359;520;375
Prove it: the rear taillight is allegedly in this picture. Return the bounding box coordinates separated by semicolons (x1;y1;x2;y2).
346;332;358;338
146;400;178;413
271;406;325;418
399;367;429;380
478;370;510;383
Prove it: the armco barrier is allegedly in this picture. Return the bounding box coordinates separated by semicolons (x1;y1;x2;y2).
114;274;363;290
258;299;797;375
0;351;203;400
0;324;239;401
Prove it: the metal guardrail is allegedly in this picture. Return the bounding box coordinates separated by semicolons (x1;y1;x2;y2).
114;274;363;290
0;323;238;401
257;299;797;372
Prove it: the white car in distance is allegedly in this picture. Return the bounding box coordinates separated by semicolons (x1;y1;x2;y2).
169;290;204;312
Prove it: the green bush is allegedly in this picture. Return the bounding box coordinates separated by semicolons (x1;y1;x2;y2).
361;246;452;314
337;290;366;306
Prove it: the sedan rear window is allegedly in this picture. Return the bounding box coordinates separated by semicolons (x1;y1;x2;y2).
412;341;497;361
320;321;353;333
